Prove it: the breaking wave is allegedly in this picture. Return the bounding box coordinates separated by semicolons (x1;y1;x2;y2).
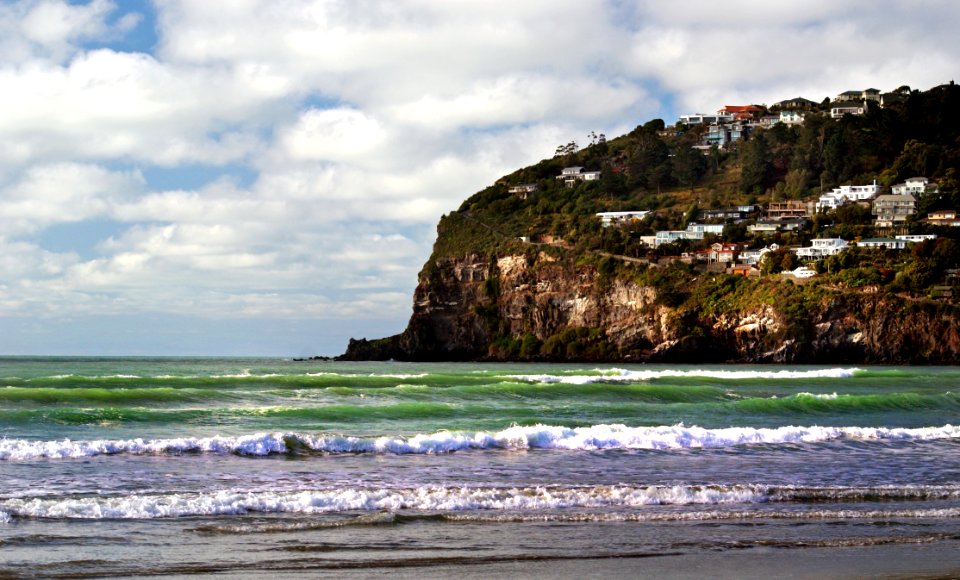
3;484;960;521
3;422;959;461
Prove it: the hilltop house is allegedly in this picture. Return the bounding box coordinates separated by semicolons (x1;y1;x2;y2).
773;97;819;110
678;113;734;125
817;181;879;211
872;194;917;227
556;167;601;187
717;105;762;120
796;238;849;259
836;89;881;103
830;101;868;118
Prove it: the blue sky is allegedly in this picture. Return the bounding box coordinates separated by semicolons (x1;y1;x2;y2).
1;0;958;356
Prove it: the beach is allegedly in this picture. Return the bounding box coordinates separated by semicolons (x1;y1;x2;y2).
2;359;960;578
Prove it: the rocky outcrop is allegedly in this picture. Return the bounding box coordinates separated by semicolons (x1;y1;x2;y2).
339;251;960;363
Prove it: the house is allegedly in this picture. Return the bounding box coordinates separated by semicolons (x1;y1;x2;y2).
655;230;698;247
759;115;781;127
653;223;724;247
881;92;909;107
686;223;725;235
709;243;741;263
830;101;868;119
508;183;538;198
748;218;806;234
817;181;879;211
773;97;819;110
896;234;937;243
891;177;937;196
779;111;804;125
701;122;749;148
678;113;734;125
927;210;960;227
783;266;818;278
717;105;762;120
596;211;650;227
796;238;848;259
776;264;819;278
701;205;761;221
767;200;814;220
556;167;601;186
858;237;908;250
740;244;779;265
835;89;881;103
872;194;917;227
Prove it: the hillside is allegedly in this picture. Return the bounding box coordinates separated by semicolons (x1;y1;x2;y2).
340;82;960;363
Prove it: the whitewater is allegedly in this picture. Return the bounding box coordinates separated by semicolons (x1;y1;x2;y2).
2;358;960;576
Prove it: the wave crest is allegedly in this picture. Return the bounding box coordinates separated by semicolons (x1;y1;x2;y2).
2;423;958;461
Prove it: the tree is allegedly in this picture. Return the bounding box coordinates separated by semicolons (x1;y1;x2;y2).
740;134;772;194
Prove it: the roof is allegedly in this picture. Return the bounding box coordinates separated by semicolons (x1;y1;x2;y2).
873;194;916;201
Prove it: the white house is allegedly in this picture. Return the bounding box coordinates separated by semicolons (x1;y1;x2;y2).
557;167;601;186
779;111;804;125
783;266;818;278
857;237;908;250
653;223;725;247
892;177;937;196
830;102;868;119
740;244;779;265
678;113;734;125
796;238;849;259
816;181;879;211
596;211;650;227
896;234;937;243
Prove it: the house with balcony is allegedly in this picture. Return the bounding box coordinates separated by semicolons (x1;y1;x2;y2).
748;218;806;235
508;183;538;198
678;113;734;125
891;177;937;196
857;237;908;250
927;210;960;227
796;238;849;259
556;167;601;187
773;97;819;110
766;200;815;219
872;194;917;227
830;101;868;118
836;89;881;103
816;181;879;211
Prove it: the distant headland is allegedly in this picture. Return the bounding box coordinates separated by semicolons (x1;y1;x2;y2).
338;82;960;363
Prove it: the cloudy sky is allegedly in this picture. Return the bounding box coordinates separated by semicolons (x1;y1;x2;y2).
0;0;957;356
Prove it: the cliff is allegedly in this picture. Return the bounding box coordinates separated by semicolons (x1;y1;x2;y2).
340;249;960;363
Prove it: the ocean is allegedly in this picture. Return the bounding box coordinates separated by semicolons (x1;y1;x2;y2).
2;358;960;578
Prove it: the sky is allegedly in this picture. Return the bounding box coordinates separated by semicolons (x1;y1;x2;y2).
0;0;958;356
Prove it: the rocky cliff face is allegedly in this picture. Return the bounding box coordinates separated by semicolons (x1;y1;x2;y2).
340;251;960;364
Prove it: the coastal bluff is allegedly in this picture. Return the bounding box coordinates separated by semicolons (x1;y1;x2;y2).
339;250;960;363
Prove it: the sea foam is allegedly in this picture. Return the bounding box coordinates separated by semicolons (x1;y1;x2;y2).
2;423;958;461
508;367;862;384
2;484;959;521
